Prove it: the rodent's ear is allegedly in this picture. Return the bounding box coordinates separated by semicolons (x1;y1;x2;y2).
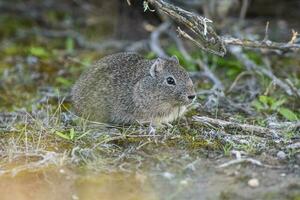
171;55;179;64
150;58;164;78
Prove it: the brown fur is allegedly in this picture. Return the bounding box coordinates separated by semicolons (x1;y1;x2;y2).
71;52;195;125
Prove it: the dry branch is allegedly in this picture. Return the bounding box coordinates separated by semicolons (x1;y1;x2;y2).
228;46;298;97
193;116;280;138
147;0;226;56
195;59;224;90
223;36;300;53
150;21;170;58
218;157;282;169
146;0;300;55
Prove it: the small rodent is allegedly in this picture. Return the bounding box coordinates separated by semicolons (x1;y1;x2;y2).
71;52;196;125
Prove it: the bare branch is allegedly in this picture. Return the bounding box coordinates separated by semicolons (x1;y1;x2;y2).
147;0;226;56
149;21;170;58
285;79;300;98
195;59;224;90
223;36;300;53
193;116;280;138
263;21;270;42
146;0;300;55
289;29;298;44
229;46;296;97
166;30;192;61
239;0;249;21
218;157;282;169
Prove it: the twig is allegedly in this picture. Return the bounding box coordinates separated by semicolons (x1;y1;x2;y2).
147;0;226;56
193;116;280;138
229;46;295;97
268;121;300;131
263;21;270;42
195;59;224;91
147;0;300;55
166;30;192;61
289;30;298;44
239;0;249;22
223;36;300;53
227;71;254;93
218;157;282;169
150;21;170;57
285;79;300;99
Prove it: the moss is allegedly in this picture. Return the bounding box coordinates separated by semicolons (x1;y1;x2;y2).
0;15;33;39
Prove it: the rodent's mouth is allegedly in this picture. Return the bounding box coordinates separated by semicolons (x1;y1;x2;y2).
178;98;195;106
169;94;196;107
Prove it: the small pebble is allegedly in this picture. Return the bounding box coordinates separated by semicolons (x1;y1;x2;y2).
180;179;188;185
248;178;259;188
280;173;286;177
162;172;175;179
277;151;286;160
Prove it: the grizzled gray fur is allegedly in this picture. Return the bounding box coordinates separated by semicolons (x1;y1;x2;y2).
71;52;196;125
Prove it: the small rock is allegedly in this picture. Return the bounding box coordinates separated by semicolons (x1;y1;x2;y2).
180;179;188;185
72;194;79;200
280;173;286;177
248;178;259;188
277;151;286;160
162;172;175;179
287;142;300;149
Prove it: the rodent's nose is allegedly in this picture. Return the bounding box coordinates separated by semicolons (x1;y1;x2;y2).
188;94;196;100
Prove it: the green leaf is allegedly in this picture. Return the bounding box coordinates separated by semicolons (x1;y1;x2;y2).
278;108;298;121
29;47;49;58
145;52;156;59
259;95;268;105
65;37;74;53
69;128;75;140
270;99;286;110
259;95;276;108
55;77;72;87
76;130;91;140
252;100;264;111
55;131;70;140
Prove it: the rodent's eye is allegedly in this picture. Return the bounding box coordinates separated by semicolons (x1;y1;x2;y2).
166;77;176;85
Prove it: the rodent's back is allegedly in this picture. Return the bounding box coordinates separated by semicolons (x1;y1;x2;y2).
71;52;152;123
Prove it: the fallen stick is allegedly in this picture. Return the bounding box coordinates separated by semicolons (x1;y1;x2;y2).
193;116;280;138
218;157;282;169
